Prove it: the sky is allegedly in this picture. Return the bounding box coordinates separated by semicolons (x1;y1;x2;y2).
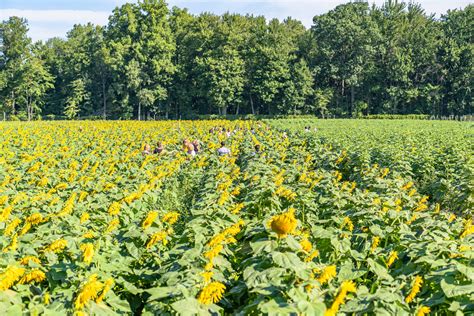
0;0;471;41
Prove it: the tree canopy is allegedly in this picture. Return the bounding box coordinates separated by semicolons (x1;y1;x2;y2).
0;1;472;120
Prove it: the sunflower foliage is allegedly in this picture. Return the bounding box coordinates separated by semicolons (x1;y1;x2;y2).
0;119;472;315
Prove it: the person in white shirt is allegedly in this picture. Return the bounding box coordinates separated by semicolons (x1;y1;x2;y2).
217;141;231;155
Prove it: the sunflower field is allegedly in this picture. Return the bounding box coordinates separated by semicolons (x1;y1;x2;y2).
0;120;472;315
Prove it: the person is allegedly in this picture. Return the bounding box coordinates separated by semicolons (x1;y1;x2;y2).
183;139;196;157
217;141;231;156
153;142;164;154
142;144;151;155
192;140;200;154
252;144;261;157
305;126;310;132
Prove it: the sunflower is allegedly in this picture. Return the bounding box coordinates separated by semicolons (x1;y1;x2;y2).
197;281;226;305
270;208;298;237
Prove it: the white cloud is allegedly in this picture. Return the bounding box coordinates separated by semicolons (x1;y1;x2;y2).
0;9;111;41
0;9;110;25
1;1;471;41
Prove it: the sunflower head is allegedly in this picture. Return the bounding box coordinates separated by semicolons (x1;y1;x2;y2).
270;208;298;238
197;281;226;305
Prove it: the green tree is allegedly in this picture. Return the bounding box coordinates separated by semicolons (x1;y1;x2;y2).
438;5;473;116
19;54;54;120
197;46;245;115
106;0;176;120
64;78;90;119
0;17;31;115
311;2;378;116
280;59;314;114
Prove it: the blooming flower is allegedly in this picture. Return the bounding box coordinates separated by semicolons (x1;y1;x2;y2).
317;265;337;285
405;276;423;303
18;269;46;284
108;202;121;216
197;281;226;305
0;266;25;290
45;239;68;253
300;239;312;252
19;255;41;265
80;243;94;264
386;251;398;268
96;278;114;303
75;274;103;310
146;231;168;249
417;306;430;316
162;212;180;225
370;236;380;253
270;208;298;237
142;211;158;229
325;280;357;316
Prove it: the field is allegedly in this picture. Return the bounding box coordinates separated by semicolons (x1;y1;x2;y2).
0;119;472;315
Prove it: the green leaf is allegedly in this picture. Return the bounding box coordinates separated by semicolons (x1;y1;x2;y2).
441;279;473;298
367;258;393;281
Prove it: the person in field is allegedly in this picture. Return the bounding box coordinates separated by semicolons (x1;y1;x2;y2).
192;140;200;154
183;139;196;156
217;141;231;156
142;144;151;155
153;142;165;154
252;144;261;157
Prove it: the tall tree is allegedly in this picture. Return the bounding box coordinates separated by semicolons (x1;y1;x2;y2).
311;2;378;116
106;0;176;120
438;5;473;116
197;45;245;115
19;53;54;120
0;17;31;115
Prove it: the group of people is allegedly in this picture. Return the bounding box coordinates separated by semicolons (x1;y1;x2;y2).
142;138;232;157
142;142;165;155
141;125;273;158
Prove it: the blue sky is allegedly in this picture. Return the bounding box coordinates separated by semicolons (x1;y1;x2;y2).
1;0;471;41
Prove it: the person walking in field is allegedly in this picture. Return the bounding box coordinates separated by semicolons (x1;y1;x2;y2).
142;144;151;155
183;139;196;156
192;140;200;154
251;144;262;157
153;142;165;154
217;141;231;156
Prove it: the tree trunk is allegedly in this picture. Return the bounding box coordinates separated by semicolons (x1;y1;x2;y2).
102;79;107;120
222;106;227;116
138;102;141;121
27;96;31;121
250;94;255;115
11;91;15;115
367;95;370;115
350;86;355;116
235;103;240;115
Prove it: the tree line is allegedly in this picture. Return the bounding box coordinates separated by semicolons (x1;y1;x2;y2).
0;0;472;120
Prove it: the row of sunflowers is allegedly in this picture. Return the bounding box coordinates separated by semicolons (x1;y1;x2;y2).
0;120;472;315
